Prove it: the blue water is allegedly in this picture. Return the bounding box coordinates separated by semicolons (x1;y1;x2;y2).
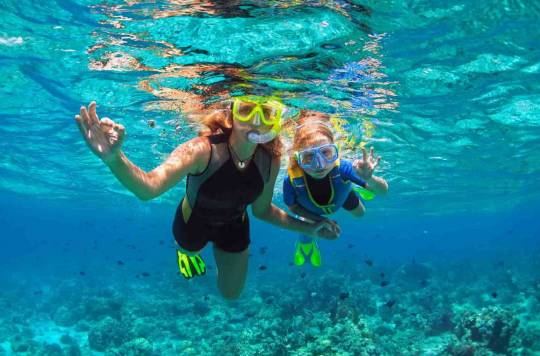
1;0;540;354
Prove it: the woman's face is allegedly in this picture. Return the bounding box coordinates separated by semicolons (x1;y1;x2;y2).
298;136;336;179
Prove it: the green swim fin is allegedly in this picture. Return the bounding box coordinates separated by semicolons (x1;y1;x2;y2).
293;241;322;267
177;250;206;279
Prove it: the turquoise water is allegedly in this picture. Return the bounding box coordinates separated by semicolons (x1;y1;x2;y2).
1;0;540;354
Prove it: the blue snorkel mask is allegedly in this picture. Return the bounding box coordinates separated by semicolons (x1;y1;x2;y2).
295;143;339;171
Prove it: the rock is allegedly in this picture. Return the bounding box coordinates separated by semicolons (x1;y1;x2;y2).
456;306;519;354
88;316;130;352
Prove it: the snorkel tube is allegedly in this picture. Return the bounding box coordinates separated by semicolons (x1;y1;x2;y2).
247;128;279;144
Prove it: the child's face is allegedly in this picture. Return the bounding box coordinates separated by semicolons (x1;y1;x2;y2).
299;136;337;179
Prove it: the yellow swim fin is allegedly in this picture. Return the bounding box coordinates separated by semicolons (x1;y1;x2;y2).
177;250;206;279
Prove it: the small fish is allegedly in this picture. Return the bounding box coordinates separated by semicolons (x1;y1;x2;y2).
204;295;210;301
491;292;498;299
147;119;156;128
259;246;268;255
495;260;505;267
288;262;294;266
258;265;267;271
159;240;164;245
347;244;354;249
117;260;125;266
420;280;428;287
141;272;150;277
385;300;396;308
33;290;43;296
79;271;86;276
339;292;349;300
321;43;341;50
365;259;374;267
380;280;389;287
380;272;385;278
300;272;306;279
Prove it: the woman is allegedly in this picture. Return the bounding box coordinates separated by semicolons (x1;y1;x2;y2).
74;97;339;300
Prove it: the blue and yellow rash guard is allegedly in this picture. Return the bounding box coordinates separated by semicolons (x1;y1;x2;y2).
283;159;367;215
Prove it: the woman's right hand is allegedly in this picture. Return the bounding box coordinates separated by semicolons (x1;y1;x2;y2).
75;101;125;163
310;219;341;240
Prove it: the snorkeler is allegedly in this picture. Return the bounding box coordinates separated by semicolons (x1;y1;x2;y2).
283;111;388;267
75;97;339;300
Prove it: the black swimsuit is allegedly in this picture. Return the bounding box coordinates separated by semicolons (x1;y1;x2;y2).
173;134;270;253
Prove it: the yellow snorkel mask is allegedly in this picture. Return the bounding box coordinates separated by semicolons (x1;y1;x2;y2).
232;95;285;144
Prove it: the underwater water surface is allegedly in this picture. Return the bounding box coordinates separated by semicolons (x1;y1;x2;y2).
1;0;540;354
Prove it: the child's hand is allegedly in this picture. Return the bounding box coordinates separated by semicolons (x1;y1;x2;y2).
353;146;381;180
311;220;340;240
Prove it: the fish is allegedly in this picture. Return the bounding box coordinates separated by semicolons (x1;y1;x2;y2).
300;272;306;279
159;240;165;245
259;246;268;255
420;280;428;287
33;290;43;295
141;272;150;277
380;272;385;278
204;295;210;301
321;43;342;50
258;265;267;271
491;292;498;298
385;300;396;308
339;292;349;300
365;259;374;267
79;271;86;276
380;281;389;287
347;244;354;249
117;260;125;266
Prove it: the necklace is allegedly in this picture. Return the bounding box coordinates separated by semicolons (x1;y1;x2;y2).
228;143;254;169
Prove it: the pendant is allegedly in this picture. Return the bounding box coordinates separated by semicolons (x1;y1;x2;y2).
238;161;245;169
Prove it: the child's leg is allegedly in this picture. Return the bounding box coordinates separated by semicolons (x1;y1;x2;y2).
344;191;365;218
348;202;365;217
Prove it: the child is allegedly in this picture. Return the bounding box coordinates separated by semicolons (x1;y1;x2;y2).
283;111;388;266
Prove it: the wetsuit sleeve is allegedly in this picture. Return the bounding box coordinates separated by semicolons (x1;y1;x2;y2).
282;176;296;206
339;159;367;187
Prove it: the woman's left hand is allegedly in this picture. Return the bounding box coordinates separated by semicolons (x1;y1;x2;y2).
353;147;381;180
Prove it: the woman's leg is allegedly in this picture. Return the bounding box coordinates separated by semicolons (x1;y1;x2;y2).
213;246;249;300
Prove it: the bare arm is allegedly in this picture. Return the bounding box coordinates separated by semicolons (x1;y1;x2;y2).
288;204;324;224
104;138;209;200
75;101;209;201
251;156;339;239
365;175;388;195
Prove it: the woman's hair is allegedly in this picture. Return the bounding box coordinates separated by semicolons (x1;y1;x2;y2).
288;110;334;170
198;106;283;158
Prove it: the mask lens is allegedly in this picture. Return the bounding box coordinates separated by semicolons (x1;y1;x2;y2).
261;105;278;124
299;152;315;166
320;145;338;161
238;102;256;117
